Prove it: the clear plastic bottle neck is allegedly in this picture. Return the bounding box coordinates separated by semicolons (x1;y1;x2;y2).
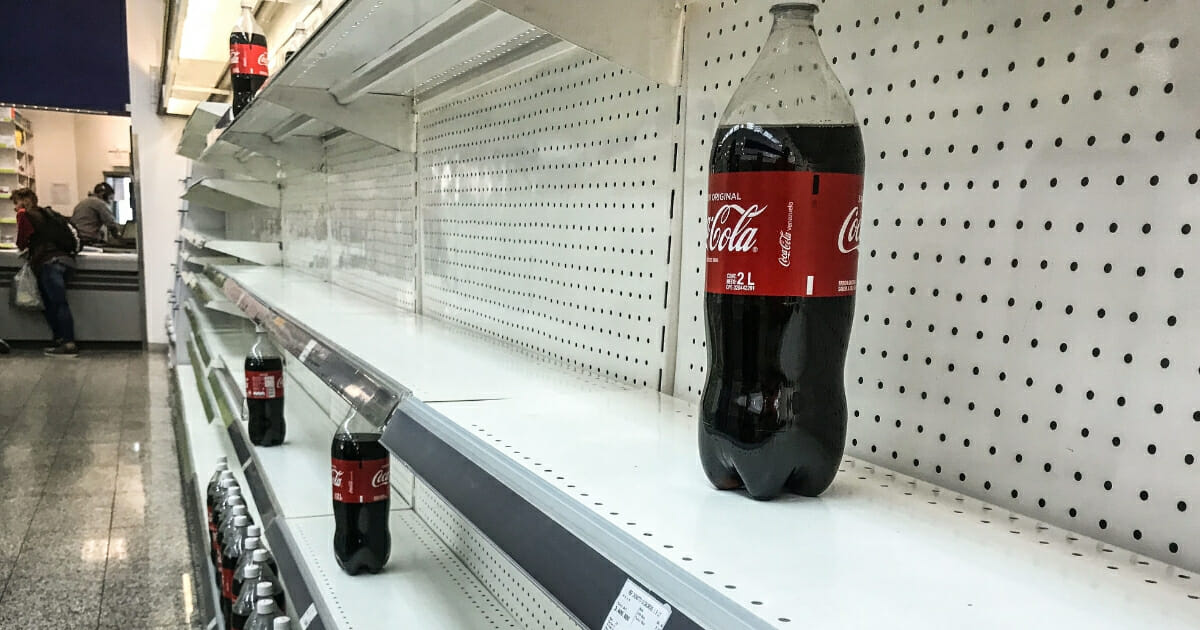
718;2;855;127
337;408;381;438
764;4;819;48
250;325;276;360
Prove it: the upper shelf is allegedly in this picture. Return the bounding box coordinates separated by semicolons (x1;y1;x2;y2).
208;0;681;156
214;264;1200;630
183;177;280;212
180;228;282;266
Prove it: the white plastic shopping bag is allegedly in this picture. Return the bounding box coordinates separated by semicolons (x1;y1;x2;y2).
12;263;43;311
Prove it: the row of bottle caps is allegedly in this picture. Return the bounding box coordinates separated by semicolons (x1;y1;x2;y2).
208;456;292;630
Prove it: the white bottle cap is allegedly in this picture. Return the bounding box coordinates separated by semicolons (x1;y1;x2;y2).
244;537;260;550
256;581;274;597
216;456;228;464
234;515;250;527
220;478;237;489
253;549;270;563
247;525;261;538
227;486;242;496
274;617;291;629
246;564;261;578
231;505;247;516
256;598;275;615
228;497;245;509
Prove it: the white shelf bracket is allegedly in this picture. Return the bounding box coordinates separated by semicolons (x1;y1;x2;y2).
223;131;325;172
262;87;415;152
183;178;281;211
177;103;229;159
479;0;685;86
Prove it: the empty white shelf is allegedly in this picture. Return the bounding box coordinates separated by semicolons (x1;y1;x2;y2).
288;512;521;630
216;263;1200;630
181;229;282;267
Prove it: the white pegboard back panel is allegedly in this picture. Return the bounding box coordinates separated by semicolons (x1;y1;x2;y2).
279;134;419;309
412;479;586;630
326;134;418;310
675;0;1199;570
224;205;281;243
416;48;681;390
281;169;331;277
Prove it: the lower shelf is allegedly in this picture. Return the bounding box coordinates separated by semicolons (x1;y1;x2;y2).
289;513;521;630
172;358;527;630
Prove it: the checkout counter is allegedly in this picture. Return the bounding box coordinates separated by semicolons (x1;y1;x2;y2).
0;248;143;342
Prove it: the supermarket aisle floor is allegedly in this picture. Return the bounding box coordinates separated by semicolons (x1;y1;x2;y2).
0;350;200;629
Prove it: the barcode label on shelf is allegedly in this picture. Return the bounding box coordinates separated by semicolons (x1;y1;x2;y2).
602;579;671;630
300;602;318;628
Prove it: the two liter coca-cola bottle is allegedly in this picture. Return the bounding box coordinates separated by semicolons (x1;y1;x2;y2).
700;3;865;500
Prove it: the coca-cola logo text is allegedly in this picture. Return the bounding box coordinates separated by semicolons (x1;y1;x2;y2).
371;468;389;488
778;231;792;267
331;468;344;487
258;52;269;66
838;206;861;253
708;204;765;253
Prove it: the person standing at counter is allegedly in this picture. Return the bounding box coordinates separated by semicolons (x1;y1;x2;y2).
13;188;78;357
72;183;122;246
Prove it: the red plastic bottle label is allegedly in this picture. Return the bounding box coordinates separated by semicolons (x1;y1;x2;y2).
705;171;863;297
230;43;269;76
331;457;390;504
221;566;235;601
245;370;283;400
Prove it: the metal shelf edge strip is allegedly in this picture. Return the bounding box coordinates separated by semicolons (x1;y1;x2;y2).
217;272;408;427
384;399;756;630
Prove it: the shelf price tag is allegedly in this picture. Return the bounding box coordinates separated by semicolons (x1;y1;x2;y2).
300;602;319;628
602;579;671;630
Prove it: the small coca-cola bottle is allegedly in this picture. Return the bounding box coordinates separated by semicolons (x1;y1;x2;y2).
207;469;234;563
700;2;865;499
230;1;269;116
205;458;229;522
231;564;263;630
245;324;285;446
222;514;252;621
211;483;241;568
331;410;391;574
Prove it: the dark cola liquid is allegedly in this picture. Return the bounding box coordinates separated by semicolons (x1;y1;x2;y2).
332;434;391;575
230;31;267;115
700;124;864;499
245;356;285;446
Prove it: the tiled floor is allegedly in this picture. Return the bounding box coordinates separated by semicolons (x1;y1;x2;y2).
0;350;201;629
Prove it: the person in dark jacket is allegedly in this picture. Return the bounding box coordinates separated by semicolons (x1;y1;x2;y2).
13;188;78;357
71;182;122;245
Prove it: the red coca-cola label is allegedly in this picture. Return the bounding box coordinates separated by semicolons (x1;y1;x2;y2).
706;171;863;297
230;43;269;76
222;566;235;601
245;370;283;400
331;458;390;504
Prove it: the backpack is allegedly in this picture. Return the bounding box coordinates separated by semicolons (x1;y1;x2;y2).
28;206;83;256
